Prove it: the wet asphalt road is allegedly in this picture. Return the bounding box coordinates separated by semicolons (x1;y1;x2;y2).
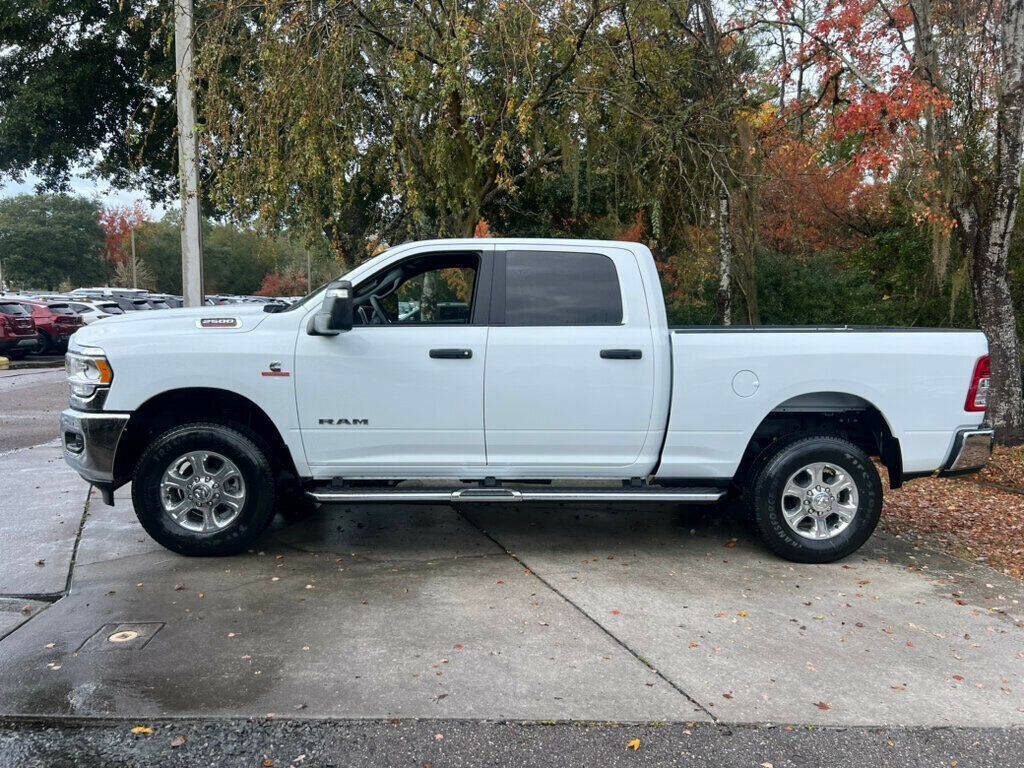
0;366;66;453
2;718;1021;768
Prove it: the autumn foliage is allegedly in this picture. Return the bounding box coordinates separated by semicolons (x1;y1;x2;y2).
256;269;308;297
97;202;149;264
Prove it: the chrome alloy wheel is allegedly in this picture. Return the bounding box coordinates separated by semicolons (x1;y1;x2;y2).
160;451;246;533
780;461;859;540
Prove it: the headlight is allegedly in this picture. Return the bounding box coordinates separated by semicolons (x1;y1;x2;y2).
66;348;113;400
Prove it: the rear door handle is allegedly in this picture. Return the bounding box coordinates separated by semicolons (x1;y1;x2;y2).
430;348;473;359
600;349;642;360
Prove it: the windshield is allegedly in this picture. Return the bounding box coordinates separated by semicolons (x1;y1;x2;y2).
99;303;124;314
47;303;75;315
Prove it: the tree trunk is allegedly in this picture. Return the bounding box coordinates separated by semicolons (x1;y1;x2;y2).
973;0;1024;443
717;191;732;326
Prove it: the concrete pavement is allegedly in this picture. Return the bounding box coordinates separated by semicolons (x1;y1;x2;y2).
0;368;67;453
0;445;1020;726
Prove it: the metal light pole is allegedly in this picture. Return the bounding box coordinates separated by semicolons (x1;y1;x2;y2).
175;0;204;306
130;224;138;289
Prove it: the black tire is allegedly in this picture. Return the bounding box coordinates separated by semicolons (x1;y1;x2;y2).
6;349;26;360
750;435;882;564
131;422;277;556
33;331;50;355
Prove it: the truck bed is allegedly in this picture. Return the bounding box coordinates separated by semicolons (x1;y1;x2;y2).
656;326;988;479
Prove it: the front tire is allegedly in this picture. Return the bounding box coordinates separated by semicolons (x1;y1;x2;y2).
751;435;882;563
132;422;277;556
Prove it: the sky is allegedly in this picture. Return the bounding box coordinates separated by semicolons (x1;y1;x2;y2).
0;170;164;215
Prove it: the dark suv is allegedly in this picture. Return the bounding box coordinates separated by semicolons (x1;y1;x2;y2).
0;301;38;359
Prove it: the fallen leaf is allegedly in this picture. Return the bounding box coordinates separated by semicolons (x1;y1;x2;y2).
814;701;831;711
169;735;186;748
610;610;622;616
724;538;737;548
131;726;154;735
762;763;775;768
626;738;641;751
737;610;749;618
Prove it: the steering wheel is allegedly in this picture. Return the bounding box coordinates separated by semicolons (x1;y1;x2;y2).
369;295;392;325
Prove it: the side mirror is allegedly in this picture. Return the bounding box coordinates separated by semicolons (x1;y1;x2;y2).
308;280;354;336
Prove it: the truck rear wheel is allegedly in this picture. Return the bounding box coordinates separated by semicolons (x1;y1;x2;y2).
131;422;277;556
750;435;882;563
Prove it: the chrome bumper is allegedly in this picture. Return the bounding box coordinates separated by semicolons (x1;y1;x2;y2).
60;408;131;485
942;426;994;474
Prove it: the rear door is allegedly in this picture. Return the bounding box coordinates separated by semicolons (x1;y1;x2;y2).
483;246;657;474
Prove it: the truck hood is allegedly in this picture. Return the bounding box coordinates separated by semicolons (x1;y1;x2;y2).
70;304;273;350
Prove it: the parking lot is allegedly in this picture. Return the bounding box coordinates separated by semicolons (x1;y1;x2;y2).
1;367;1022;761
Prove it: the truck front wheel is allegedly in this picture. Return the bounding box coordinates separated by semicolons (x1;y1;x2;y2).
131;422;277;556
751;435;882;563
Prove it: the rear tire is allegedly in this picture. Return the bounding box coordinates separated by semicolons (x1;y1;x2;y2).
132;422;277;556
33;331;51;355
750;435;882;563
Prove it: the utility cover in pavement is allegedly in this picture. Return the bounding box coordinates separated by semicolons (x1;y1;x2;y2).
77;622;164;653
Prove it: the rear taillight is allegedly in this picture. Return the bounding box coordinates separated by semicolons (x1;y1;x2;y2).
0;316;8;336
965;355;991;412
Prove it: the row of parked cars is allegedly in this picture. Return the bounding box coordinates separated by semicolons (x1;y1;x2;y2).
0;287;291;359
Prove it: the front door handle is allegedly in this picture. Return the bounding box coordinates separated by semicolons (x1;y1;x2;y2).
430;348;473;359
600;348;642;360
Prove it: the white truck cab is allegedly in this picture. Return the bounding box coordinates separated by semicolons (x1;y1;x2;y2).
61;239;993;562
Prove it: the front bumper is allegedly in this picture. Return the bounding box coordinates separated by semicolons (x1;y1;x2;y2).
60;408;131;486
940;426;994;475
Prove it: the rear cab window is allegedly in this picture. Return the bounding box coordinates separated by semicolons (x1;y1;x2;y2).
502;250;623;325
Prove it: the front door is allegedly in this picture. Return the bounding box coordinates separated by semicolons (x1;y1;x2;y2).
296;245;491;474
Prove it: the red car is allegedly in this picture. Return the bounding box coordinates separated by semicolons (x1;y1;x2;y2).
18;300;84;354
0;300;38;359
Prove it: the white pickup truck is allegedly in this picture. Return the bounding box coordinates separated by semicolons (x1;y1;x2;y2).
61;238;993;562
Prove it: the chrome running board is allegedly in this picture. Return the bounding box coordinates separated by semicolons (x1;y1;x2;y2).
307;486;725;504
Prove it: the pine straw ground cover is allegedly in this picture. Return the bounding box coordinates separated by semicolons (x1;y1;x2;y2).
881;446;1024;580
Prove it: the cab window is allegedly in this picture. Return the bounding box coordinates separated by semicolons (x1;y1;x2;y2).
353;253;478;326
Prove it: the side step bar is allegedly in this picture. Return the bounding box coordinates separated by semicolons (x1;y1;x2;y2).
307;486;725;504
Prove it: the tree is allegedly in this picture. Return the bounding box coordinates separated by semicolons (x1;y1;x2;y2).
0;194;108;289
257;269;309;297
197;0;613;268
746;0;1024;442
0;0;177;200
98;202;150;263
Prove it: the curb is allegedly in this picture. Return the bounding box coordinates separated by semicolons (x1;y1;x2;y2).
4;359;65;371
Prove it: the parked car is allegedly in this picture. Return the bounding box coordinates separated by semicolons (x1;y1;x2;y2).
148;293;182;308
66;300;126;325
0;300;38;359
18;300;84;353
61;238;992;562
